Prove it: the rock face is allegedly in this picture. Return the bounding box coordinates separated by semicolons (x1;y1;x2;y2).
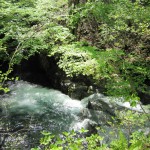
16;53;150;103
60;79;89;99
80;93;150;144
16;53;104;99
61;80;103;99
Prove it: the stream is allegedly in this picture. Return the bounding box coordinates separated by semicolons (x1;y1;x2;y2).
0;81;149;149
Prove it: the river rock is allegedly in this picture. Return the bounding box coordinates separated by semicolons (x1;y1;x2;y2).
71;119;97;135
81;93;115;116
81;93;150;116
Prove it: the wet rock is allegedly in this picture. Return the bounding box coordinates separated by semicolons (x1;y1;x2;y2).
71;119;97;135
81;93;150;116
81;93;115;116
68;83;88;99
60;79;101;99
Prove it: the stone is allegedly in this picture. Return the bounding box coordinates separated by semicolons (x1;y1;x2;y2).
71;119;98;135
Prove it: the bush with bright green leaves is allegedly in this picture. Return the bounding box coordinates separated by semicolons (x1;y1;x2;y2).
31;129;150;150
31;111;150;150
0;0;70;64
50;43;124;78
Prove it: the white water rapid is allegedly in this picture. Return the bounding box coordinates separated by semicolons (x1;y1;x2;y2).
0;81;149;149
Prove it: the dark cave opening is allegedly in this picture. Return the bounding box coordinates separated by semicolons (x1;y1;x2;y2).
15;53;64;89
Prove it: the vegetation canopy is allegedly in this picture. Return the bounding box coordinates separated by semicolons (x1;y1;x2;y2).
0;0;149;102
0;0;150;149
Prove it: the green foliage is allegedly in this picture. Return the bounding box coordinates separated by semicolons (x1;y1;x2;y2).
0;0;150;149
0;0;71;88
90;0;150;42
49;40;149;101
105;53;149;100
110;131;128;150
67;0;150;101
31;129;106;150
110;130;150;150
49;43;100;77
116;110;149;133
0;0;149;103
0;0;70;64
34;110;150;150
32;128;150;150
0;69;19;93
129;131;150;150
49;42;124;79
0;71;10;93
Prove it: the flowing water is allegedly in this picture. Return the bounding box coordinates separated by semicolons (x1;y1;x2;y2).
1;81;87;130
0;81;101;149
0;81;149;149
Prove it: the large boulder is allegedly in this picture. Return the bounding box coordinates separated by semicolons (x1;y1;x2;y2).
81;93;150;115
